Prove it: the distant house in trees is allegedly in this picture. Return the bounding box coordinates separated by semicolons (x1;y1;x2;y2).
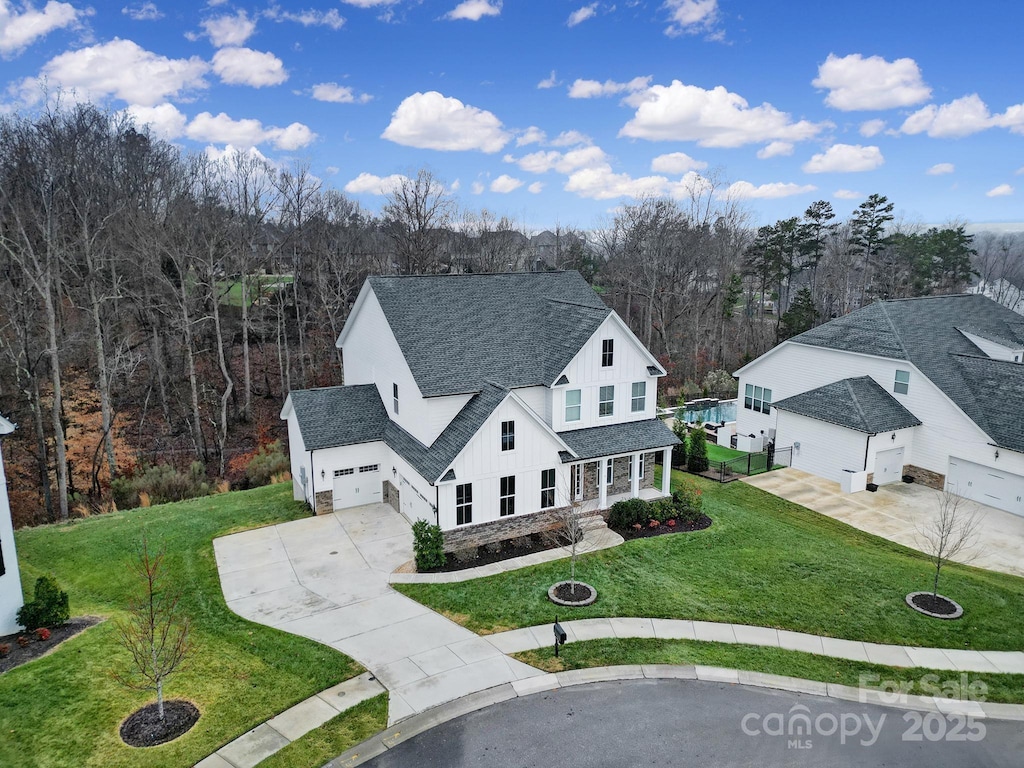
0;415;24;635
968;278;1024;316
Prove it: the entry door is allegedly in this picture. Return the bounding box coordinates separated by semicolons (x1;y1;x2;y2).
874;447;905;485
571;464;583;500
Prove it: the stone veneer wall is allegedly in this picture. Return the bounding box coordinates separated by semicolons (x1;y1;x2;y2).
383;480;400;513
442;506;567;551
904;464;944;490
314;490;333;515
581;452;658;501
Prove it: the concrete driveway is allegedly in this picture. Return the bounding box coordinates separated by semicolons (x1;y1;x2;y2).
213;503;542;724
745;468;1024;578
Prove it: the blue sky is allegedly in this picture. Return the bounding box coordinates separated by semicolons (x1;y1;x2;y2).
2;0;1022;230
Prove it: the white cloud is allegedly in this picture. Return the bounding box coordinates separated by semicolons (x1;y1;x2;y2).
264;7;345;29
926;163;955;176
186;111;316;150
341;0;399;6
812;53;930;111
344;172;407;195
663;0;718;37
516;126;546;146
490;174;523;193
381;91;510;152
312;82;371;103
537;70;559;89
471;181;485;194
724;180;817;200
19;38;208;106
1017;166;1024;175
834;189;861;200
122;102;187;140
450;178;460;191
859;118;885;137
756;141;793;159
0;0;85;58
515;145;608;174
565;166;712;201
651;151;707;173
122;2;163;21
568;75;651;99
212;47;287;87
986;184;1014;197
445;0;501;21
802;144;884;173
201;10;256;47
550;130;592;146
568;3;597;26
899;94;1024;138
620;80;827;148
528;181;544;194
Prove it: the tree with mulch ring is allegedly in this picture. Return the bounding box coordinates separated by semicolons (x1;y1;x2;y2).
545;493;597;607
907;489;979;621
0;616;102;674
120;700;200;748
548;580;597;607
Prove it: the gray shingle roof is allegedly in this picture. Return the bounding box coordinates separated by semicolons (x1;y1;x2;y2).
557;419;680;462
288;382;509;483
367;272;611;397
789;294;1024;452
772;377;922;434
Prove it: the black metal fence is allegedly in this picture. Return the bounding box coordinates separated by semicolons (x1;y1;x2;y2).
674;445;793;483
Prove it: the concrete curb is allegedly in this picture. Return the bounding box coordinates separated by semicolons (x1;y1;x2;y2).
322;665;1024;767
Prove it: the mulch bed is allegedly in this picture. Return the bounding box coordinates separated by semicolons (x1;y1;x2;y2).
553;582;594;602
910;592;959;616
120;700;200;747
612;515;713;541
0;616;102;674
419;532;562;573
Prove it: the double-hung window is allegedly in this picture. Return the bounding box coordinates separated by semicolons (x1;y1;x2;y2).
601;339;614;367
456;483;473;525
501;420;515;451
599;385;615;417
631;381;646;412
565;389;581;422
894;370;910;395
540;469;556;509
744;384;772;414
499;476;515;516
393;383;399;414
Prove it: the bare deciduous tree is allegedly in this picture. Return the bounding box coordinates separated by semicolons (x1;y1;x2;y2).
112;538;192;721
917;488;982;597
545;481;587;597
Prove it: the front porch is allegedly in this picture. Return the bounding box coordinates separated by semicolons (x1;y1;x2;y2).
568;446;674;512
580;485;666;515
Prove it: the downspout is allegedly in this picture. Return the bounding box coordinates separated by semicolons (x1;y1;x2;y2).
434;485;440;526
863;435;874;471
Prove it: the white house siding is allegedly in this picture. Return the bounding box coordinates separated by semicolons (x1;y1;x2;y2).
776;411;867;483
514;385;553;426
959;330;1023;362
552;315;659;432
0;437;24;635
865;427;917;478
285;407;312;502
309;441;386;509
436;397;569;531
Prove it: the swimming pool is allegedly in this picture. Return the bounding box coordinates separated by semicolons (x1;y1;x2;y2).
677;399;737;424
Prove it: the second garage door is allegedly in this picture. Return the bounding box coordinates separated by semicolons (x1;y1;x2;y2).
333;463;382;510
946;457;1024;517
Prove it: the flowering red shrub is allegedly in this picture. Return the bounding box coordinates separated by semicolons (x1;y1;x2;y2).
648;519;660;528
667;519;677;527
0;643;9;656
35;627;51;641
17;636;30;648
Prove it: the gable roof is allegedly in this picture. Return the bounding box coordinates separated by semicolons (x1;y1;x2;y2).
788;294;1024;452
772;377;922;434
558;418;680;462
361;271;612;397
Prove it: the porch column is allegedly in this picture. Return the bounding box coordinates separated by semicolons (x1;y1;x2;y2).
598;457;608;510
630;451;641;498
661;447;672;495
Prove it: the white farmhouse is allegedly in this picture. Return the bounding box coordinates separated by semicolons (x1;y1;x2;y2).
0;415;24;635
735;294;1024;517
281;272;678;548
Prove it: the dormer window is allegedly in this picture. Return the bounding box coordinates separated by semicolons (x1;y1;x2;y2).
393;383;399;414
894;370;910;395
601;339;614;367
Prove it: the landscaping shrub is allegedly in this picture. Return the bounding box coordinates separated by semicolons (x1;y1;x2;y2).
609;497;652;528
0;643;9;656
111;462;212;510
671;421;687;468
16;575;70;630
687;429;709;473
671;479;704;524
245;441;290;488
649;498;674;523
412;520;445;570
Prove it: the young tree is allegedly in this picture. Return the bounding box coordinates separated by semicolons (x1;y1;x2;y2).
112;539;192;721
687;428;709;473
916;489;981;598
546;482;587;597
671;420;688;469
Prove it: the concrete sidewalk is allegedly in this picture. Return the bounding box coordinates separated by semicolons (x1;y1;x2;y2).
213;503;543;730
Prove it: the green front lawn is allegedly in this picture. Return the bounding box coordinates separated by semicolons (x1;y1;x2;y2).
515;638;1024;704
3;484;361;768
395;470;1024;650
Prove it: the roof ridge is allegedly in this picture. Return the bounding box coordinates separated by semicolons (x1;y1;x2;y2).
546;297;610;310
876;301;910;359
844;379;872;431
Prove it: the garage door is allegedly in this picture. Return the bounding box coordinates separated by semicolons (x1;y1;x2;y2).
946;457;1024;517
399;474;434;524
332;463;382;510
874;447;905;486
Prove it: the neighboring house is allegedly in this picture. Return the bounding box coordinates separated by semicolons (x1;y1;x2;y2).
734;294;1024;518
281;272;678;548
967;278;1024;316
0;415;24;635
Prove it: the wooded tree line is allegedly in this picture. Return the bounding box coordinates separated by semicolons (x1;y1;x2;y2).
0;102;1020;527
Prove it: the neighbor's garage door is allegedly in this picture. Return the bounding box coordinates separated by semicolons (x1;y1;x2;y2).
946;457;1024;517
332;463;382;510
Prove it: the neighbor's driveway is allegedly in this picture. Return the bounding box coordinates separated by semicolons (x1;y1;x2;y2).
744;468;1024;578
213;503;541;724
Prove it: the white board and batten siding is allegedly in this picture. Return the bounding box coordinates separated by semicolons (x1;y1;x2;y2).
0;432;24;636
552;314;660;433
436;395;569;531
284;406;312;502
